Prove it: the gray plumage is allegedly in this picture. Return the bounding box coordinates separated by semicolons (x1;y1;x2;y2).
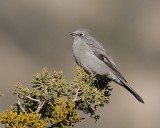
69;28;144;103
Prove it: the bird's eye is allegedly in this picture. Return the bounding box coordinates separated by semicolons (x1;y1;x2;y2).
79;33;84;36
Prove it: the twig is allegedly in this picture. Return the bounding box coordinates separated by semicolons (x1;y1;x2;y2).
73;89;78;102
26;96;41;104
73;88;83;102
17;97;26;113
26;95;46;114
36;100;46;114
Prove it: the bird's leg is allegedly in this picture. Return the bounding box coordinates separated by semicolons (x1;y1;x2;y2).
106;79;111;83
93;73;97;78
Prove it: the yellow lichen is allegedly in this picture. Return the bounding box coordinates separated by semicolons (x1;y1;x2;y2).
49;96;81;128
0;111;47;128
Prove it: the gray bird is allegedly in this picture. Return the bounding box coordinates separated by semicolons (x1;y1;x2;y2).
69;28;144;103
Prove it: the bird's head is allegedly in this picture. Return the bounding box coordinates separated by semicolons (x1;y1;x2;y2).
69;28;93;41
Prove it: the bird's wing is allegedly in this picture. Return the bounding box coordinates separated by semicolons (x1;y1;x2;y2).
85;38;144;103
94;51;127;82
86;39;116;67
86;40;127;82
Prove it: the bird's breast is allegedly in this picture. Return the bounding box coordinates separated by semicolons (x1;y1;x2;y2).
72;41;93;66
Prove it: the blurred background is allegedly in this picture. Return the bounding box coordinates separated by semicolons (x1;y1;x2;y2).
0;0;160;128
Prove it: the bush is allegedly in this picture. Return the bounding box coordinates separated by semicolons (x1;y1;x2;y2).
0;67;112;128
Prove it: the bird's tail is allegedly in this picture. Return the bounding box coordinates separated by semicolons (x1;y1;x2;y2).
121;82;144;103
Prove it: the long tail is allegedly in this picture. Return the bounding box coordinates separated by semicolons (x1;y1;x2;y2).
121;82;144;103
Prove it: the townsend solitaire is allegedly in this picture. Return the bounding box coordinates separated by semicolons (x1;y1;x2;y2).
69;28;144;103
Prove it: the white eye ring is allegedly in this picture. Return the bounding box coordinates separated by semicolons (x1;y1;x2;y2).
79;33;84;36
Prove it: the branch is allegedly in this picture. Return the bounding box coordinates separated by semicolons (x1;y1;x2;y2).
26;96;46;114
36;100;46;114
73;88;83;102
26;96;41;104
17;97;26;113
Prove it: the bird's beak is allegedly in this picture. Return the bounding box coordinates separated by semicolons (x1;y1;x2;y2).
69;32;75;36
